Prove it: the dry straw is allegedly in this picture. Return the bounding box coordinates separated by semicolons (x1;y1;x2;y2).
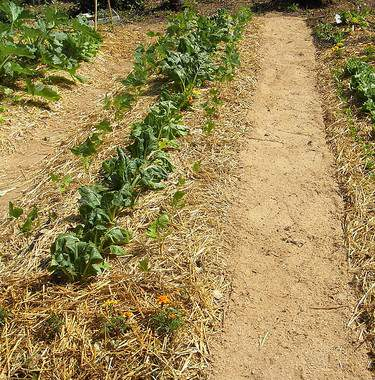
312;7;375;364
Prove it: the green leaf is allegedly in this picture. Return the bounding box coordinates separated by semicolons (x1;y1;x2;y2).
138;258;150;272
94;119;112;133
177;177;186;186
8;201;23;219
108;245;125;256
26;81;60;102
0;1;25;23
0;44;34;59
203;119;215;134
146;31;158;37
102;227;132;248
20;206;38;234
172;190;186;208
192;160;201;173
50;173;73;193
71;133;102;157
146;213;169;239
49;233;108;281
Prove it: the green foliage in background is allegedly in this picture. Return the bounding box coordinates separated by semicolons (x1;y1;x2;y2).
0;0;101;101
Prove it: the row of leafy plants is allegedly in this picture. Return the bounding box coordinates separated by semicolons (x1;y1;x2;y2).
47;7;252;281
314;7;374;127
314;8;370;45
0;0;101;101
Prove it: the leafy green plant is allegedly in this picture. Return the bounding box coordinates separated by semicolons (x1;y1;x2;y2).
191;160;201;173
340;9;369;28
8;201;23;219
71;120;112;163
203;118;215;133
202;87;222;133
50;233;109;281
138;257;150;272
71;132;102;158
26;81;60;101
147;213;169;239
0;1;101;101
286;3;299;12
172;190;186;208
344;58;375;123
102;315;129;337
42;313;64;341
362;45;375;62
314;22;346;45
177;176;186;186
151;306;183;335
50;173;73;193
20;206;38;234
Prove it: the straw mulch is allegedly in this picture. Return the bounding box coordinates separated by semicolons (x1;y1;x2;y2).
0;14;261;380
308;3;375;367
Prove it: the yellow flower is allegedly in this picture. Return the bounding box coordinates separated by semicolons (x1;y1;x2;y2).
168;313;177;320
157;295;171;305
125;311;133;318
102;299;119;308
192;88;201;97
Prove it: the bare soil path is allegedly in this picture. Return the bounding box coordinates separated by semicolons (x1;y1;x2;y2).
211;14;371;379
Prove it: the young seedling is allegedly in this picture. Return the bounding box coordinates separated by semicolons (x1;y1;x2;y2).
20;206;38;234
102;316;129;337
172;190;186;208
50;173;74;193
138;258;150;272
8;201;23;219
151;306;183;335
43;313;64;341
192;160;201;173
146;213;170;239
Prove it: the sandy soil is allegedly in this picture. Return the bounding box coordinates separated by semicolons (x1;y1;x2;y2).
210;14;371;380
0;21;162;212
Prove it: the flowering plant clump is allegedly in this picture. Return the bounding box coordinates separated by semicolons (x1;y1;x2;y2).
151;306;183;335
102;316;129;337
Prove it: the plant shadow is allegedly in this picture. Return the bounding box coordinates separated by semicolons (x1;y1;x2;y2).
251;0;329;14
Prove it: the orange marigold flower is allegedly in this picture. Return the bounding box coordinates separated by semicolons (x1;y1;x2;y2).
157;295;171;305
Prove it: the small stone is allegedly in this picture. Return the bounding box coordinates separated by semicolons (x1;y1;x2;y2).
213;290;223;300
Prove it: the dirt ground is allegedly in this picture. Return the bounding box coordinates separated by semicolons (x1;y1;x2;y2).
210;14;371;379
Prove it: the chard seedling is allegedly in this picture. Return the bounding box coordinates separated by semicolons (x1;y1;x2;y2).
147;213;170;239
8;201;23;219
20;206;38;234
138;257;150;272
172;190;186;208
192;160;201;173
50;173;73;193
